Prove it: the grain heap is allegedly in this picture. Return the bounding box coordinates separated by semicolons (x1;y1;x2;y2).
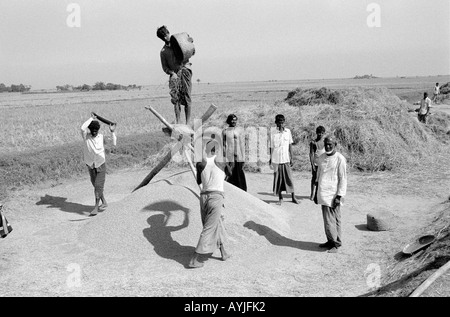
79;170;290;259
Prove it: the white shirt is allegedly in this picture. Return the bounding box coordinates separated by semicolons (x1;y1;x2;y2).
316;152;347;207
270;128;293;164
434;86;440;94
80;118;116;168
419;97;431;115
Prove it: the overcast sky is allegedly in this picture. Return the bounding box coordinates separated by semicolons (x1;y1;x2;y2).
0;0;449;89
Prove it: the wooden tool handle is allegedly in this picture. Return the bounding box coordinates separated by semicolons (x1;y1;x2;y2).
133;104;217;192
92;112;116;126
145;106;174;131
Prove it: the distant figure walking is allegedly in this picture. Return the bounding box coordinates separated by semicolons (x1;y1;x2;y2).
157;25;193;125
80;113;117;216
269;114;299;205
418;92;432;123
309;126;326;201
222;114;247;191
315;135;347;253
189;139;232;268
433;83;440;104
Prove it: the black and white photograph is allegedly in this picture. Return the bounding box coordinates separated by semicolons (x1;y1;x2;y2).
1;0;450;300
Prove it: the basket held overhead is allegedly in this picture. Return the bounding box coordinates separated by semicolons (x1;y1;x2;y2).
170;32;195;63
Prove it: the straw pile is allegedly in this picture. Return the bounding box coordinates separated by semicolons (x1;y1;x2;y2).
206;87;449;172
79;171;290;258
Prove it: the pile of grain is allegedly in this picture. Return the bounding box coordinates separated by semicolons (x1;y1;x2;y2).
79;170;290;258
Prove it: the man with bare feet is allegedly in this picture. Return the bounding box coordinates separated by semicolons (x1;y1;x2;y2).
309;126;326;201
269;114;299;205
189;139;231;268
315;136;347;253
80;113;116;216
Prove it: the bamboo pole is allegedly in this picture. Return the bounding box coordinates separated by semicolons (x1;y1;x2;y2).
409;260;450;297
133;104;217;192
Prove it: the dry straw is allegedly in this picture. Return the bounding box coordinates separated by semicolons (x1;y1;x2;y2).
204;87;449;172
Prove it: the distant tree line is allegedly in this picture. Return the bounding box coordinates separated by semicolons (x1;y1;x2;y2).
56;82;142;92
0;83;31;92
353;74;378;79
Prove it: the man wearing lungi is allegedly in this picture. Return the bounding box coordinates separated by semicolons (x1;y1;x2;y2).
81;113;116;216
189;139;232;268
222;114;247;191
269;114;299;205
315;136;347;253
157;25;193;125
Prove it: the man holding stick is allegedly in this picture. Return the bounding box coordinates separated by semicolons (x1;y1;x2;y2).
189;139;232;268
80;113;117;216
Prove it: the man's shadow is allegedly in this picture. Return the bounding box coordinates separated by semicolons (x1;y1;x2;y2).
256;192;310;204
142;201;195;268
244;221;323;252
354;224;371;232
36;194;92;215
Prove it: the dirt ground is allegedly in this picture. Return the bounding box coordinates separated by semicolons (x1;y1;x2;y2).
1;161;449;297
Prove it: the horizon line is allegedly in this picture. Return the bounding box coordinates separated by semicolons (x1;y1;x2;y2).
3;74;449;91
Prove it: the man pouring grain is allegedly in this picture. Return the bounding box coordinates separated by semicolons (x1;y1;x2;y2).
315;135;347;253
81;113;117;216
157;25;194;125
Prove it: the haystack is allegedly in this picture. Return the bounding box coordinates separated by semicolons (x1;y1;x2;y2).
205;86;449;172
79;170;290;259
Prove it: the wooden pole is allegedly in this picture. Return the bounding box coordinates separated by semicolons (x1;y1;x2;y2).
92;112;116;126
409;260;450;297
133;104;217;192
144;106;174;132
184;147;202;191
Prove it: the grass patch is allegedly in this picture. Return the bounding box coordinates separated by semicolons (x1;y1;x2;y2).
0;132;169;201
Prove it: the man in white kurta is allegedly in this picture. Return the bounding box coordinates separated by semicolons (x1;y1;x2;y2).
81;113;117;216
316;136;347;253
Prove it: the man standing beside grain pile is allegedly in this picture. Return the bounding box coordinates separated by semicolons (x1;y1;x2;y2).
269;114;299;205
156;25;194;125
80;113;117;216
315;135;347;253
189;139;232;268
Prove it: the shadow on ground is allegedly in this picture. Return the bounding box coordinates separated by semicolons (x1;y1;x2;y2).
257;192;310;204
36;194;92;215
244;220;323;252
142;200;195;268
355;224;371;232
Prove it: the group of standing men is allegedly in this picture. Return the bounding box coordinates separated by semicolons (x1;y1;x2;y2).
78;25;348;269
186;113;348;268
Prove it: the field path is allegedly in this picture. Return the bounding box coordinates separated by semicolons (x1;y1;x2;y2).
0;167;449;297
